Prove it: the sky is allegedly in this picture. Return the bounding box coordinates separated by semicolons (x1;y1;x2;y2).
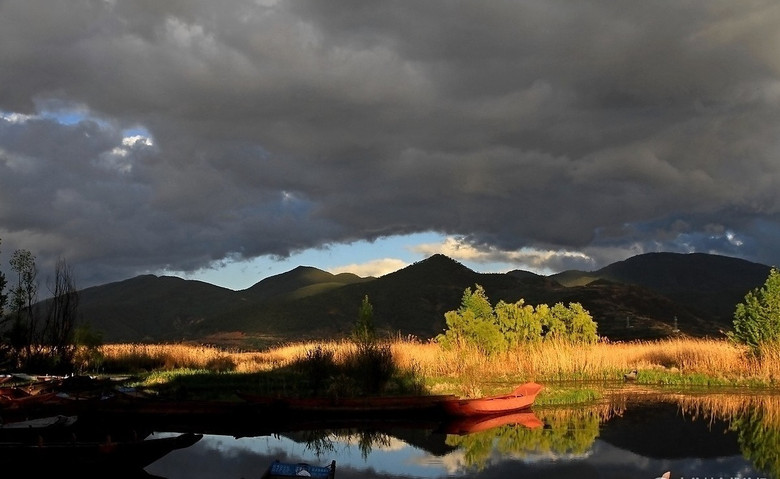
1;0;780;292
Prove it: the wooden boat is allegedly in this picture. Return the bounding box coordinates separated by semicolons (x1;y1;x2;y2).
442;410;544;435
439;382;542;417
0;414;78;428
0;431;203;468
262;459;336;479
0;414;79;441
0;390;65;409
0;386;30;399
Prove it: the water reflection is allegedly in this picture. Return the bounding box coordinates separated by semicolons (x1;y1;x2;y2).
674;391;780;478
140;390;779;479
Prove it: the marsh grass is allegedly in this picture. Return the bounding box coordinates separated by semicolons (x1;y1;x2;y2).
96;337;780;398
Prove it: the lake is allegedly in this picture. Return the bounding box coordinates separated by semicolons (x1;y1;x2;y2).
137;386;779;478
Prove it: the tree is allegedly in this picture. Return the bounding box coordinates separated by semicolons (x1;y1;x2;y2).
494;299;542;346
352;295;376;348
437;285;504;355
730;267;780;355
348;295;395;394
43;258;80;371
549;302;598;344
437;284;598;354
9;249;38;363
0;238;9;368
542;303;567;339
1;244;82;372
0;238;7;318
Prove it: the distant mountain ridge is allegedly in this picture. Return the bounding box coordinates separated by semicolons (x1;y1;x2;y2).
71;252;773;348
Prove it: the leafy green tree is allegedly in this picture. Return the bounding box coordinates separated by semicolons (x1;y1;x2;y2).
437;285;504;355
542;303;568;339
550;302;598;344
494;299;542;346
352;295;376;348
730;267;780;355
438;284;598;353
345;295;397;394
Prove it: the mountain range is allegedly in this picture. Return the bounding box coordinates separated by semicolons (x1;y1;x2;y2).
72;252;773;348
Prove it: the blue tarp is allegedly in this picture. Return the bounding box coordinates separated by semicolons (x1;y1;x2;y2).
269;461;332;477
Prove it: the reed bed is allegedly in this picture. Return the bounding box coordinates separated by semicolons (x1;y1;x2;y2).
390;337;773;384
97;337;780;388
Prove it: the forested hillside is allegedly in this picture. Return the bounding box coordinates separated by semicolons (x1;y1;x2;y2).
71;252;772;348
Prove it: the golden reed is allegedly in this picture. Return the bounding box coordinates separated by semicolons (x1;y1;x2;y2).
99;337;780;384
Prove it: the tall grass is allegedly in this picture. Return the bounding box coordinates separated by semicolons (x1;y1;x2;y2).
391;337;780;390
96;337;780;394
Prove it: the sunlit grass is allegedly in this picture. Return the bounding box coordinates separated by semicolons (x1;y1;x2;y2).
95;337;780;398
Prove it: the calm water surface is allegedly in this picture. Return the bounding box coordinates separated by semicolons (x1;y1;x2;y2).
141;388;779;479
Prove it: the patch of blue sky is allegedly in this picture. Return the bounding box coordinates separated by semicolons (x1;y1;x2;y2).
40;109;89;125
32;106;154;142
168;231;448;291
160;230;574;291
121;124;153;141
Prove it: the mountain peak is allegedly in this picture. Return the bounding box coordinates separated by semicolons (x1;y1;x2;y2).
71;251;774;345
384;254;474;283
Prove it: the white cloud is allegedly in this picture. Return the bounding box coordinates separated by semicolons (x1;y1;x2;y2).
412;237;593;274
329;258;408;278
1;111;33;123
2;1;780;289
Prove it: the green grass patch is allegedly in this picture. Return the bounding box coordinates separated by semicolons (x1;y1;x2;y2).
535;386;602;406
635;369;767;387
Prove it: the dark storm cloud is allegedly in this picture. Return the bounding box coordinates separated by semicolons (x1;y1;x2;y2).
1;0;780;286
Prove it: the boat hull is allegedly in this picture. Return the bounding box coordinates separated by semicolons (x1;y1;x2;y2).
440;382;542;417
0;432;202;468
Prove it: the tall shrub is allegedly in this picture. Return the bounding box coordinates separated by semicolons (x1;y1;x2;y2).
346;295;396;394
730;267;780;356
352;295;376;348
551;302;598;344
494;299;542;347
437;284;598;354
437;285;504;355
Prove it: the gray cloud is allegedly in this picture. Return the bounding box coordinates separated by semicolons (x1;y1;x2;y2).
2;0;780;288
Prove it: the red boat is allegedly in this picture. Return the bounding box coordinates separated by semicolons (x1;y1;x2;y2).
440;382;542;417
0;390;65;409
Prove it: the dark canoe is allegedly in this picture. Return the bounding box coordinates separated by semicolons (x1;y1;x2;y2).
0;432;202;468
0;390;67;413
0;414;79;442
439;382;543;417
262;460;336;479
